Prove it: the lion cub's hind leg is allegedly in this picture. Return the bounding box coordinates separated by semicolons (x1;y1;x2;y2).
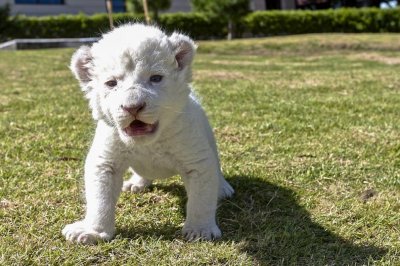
219;176;234;200
122;169;152;193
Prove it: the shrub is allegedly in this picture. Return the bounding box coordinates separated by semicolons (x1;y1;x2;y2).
5;13;145;40
192;0;250;39
0;4;11;41
3;12;225;40
158;12;226;39
244;8;400;36
2;8;400;41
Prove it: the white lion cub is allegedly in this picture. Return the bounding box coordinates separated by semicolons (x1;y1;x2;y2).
62;23;234;244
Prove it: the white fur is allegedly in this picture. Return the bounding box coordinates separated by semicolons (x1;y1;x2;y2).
62;23;234;244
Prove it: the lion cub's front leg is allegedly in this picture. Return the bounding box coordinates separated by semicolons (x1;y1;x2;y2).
62;124;125;244
62;157;124;244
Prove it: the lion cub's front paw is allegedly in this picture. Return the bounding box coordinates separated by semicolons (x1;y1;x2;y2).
62;221;113;245
182;223;222;241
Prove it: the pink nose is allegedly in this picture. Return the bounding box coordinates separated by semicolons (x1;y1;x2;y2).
121;102;146;116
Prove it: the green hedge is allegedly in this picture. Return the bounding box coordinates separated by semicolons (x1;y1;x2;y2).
3;13;145;40
159;13;226;39
1;12;226;41
1;8;400;41
245;8;400;36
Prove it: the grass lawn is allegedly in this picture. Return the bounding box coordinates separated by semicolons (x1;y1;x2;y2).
1;33;399;265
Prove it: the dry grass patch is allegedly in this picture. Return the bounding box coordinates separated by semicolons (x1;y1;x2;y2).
349;52;400;65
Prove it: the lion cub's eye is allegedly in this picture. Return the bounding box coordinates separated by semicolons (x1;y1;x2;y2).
105;79;118;88
150;75;163;83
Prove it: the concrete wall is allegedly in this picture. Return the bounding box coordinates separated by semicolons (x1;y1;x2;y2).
0;0;106;16
167;0;268;12
167;0;191;13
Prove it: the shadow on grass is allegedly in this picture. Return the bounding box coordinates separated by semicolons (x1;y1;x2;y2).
119;175;387;264
219;176;387;265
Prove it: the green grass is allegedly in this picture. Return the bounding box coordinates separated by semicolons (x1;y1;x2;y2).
1;33;400;265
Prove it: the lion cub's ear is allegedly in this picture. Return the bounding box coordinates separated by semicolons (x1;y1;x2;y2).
169;33;197;70
70;45;93;88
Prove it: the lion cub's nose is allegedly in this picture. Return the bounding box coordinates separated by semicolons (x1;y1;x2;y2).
121;102;146;116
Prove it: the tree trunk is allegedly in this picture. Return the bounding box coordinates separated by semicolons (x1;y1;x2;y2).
227;19;233;40
142;0;151;24
106;0;114;29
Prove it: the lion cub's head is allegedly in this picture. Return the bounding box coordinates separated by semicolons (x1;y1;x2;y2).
70;23;196;144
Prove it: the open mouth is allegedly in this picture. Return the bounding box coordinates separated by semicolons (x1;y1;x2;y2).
123;120;158;137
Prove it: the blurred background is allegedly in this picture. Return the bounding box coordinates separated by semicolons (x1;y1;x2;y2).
0;0;398;17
